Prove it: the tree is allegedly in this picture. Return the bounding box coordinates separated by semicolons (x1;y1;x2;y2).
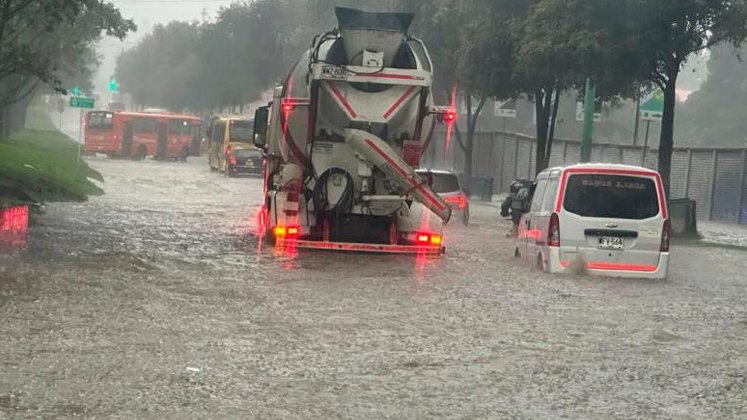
467;0;647;175
402;0;489;178
116;22;202;110
631;0;747;195
678;45;747;146
0;0;135;135
116;0;301;113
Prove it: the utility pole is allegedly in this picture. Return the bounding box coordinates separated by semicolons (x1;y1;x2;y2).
580;77;595;163
632;86;641;146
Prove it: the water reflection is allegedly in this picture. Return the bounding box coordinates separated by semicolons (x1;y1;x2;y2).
0;205;29;252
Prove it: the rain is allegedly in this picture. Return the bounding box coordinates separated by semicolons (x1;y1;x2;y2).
2;1;747;418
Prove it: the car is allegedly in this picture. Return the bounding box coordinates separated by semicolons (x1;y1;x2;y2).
225;145;263;177
515;163;670;279
416;169;470;225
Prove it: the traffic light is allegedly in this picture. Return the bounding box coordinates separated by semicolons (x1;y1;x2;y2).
109;78;118;93
71;85;81;96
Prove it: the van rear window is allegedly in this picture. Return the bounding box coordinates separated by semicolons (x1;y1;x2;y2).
563;174;659;219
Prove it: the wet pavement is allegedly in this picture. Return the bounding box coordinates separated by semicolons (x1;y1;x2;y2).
1;156;747;419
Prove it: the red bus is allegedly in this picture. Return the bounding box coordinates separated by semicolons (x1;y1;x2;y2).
84;111;202;160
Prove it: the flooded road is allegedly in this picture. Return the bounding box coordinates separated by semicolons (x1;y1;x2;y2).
2;157;747;418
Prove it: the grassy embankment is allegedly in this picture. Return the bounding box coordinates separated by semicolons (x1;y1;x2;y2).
0;104;103;207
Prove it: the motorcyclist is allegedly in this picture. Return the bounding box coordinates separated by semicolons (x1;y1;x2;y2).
501;179;533;237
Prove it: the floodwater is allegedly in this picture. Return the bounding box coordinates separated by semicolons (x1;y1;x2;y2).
1;156;746;418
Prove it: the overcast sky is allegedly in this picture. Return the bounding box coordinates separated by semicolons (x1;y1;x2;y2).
94;0;236;93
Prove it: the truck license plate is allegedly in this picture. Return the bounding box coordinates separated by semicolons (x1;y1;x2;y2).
598;236;624;250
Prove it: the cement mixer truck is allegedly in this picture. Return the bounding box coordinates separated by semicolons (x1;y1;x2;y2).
252;7;457;254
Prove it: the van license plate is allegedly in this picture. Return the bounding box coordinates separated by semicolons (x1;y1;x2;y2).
599;236;624;250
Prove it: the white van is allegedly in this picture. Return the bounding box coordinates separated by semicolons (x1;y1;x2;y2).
515;164;670;279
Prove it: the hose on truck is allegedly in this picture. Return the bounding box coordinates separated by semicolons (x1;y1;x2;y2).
311;168;354;216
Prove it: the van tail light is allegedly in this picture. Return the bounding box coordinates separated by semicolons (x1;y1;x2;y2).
548;213;560;247
661;219;671;252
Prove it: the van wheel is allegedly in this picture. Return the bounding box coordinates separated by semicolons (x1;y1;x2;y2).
536;254;545;270
462;208;470;226
136;144;147;160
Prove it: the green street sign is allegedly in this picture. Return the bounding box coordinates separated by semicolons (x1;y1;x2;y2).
69;96;95;109
641;89;664;120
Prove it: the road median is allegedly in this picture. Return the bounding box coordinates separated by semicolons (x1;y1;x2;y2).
0;105;103;207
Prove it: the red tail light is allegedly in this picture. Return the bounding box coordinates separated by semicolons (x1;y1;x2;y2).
282;103;294;113
661;219;671;252
548;213;560;247
444;111;457;122
415;232;442;246
275;226;300;238
445;195;468;210
229;156;237;165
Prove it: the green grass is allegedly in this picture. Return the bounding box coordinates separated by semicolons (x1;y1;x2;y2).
0;105;103;207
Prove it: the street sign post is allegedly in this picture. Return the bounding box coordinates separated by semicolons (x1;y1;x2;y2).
580;78;596;163
639;88;664;166
640;89;664;121
69;96;95;109
494;98;517;118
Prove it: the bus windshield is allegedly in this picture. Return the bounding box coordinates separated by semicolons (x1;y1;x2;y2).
229;120;253;142
88;112;113;130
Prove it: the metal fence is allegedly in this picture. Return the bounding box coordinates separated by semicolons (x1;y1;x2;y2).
424;130;747;225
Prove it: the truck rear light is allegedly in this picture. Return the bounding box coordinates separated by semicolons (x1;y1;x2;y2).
661;219;671;252
548;213;560;247
274;226;300;238
415;232;442;245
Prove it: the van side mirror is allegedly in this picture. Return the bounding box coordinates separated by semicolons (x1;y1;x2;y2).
253;106;269;149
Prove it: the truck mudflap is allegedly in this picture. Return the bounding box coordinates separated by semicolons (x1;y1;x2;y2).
277;239;445;255
345;128;452;223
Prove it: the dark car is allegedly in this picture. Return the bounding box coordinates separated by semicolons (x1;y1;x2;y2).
226;146;263;177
